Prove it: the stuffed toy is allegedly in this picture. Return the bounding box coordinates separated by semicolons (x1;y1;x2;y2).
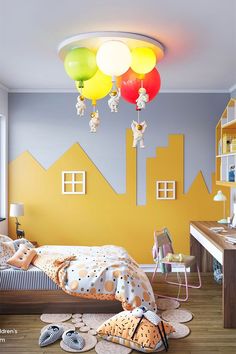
75;95;86;116
108;88;120;112
97;306;174;353
131;120;147;148
136;87;149;110
89;111;100;133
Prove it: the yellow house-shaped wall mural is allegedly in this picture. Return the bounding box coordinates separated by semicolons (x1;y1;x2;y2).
9;130;229;264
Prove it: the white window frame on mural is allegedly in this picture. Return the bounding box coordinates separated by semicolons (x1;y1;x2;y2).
62;171;86;195
156;181;176;200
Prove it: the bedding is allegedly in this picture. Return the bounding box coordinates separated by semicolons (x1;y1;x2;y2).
33;245;156;311
0;237;34;269
0;240;15;269
7;244;37;270
0;265;59;290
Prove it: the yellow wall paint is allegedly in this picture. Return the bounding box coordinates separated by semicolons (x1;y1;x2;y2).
8;131;230;263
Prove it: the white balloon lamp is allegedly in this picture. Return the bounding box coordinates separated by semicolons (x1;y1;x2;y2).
96;40;131;78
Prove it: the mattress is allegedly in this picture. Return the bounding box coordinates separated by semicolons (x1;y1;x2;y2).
0;265;59;290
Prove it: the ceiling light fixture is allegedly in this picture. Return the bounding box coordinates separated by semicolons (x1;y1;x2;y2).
58;31;165;146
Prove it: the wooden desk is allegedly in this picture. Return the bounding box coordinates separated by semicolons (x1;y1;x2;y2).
190;221;236;329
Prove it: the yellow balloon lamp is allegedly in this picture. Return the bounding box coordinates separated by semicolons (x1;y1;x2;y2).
76;69;112;106
131;47;156;75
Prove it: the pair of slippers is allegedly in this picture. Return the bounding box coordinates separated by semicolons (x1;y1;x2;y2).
39;325;85;350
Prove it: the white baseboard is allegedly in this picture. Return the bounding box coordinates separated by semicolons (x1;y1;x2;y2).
140;264;190;273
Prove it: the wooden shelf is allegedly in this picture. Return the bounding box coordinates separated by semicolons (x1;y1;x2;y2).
222;119;236;129
216;181;236;187
216;99;236;188
216;152;236;158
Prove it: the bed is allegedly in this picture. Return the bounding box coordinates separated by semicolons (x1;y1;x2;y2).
0;244;155;315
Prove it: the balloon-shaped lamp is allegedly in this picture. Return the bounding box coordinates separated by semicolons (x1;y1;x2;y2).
131;47;156;75
96;41;131;79
76;69;112;106
120;68;161;104
64;47;97;87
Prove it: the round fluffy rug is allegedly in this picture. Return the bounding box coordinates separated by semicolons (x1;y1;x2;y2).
156;298;180;311
73;322;85;329
40;314;72;323
72;318;83;324
169;322;190;339
72;314;82;319
60;333;97;353
41;322;75;334
95;340;132;354
82;313;116;330
161;309;193;323
79;326;90;333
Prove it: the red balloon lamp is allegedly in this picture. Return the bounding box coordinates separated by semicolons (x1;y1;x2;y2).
119;68;161;104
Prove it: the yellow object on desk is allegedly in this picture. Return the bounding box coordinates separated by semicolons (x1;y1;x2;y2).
164;253;184;262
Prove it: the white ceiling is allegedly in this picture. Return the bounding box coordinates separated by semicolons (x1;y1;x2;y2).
0;0;235;92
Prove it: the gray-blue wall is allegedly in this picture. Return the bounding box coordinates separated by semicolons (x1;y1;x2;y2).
231;88;236;98
9;92;229;204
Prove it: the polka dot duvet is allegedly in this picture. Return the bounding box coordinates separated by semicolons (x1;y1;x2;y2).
33;245;156;311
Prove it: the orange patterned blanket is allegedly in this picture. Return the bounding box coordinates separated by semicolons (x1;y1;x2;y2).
33;245;156;312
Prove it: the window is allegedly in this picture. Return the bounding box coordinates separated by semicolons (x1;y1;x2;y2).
0;114;7;218
156;181;176;200
62;171;86;195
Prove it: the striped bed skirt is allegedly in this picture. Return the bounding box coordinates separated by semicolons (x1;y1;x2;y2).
0;265;59;290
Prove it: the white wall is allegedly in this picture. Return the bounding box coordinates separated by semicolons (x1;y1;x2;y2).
0;84;8;234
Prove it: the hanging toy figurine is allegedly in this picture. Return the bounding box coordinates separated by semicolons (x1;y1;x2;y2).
136;87;149;110
108;88;121;112
76;95;86;116
131;120;147;148
89;110;100;133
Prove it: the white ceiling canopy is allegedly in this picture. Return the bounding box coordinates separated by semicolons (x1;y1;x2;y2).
0;0;235;92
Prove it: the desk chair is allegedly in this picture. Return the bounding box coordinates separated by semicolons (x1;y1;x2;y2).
152;229;201;301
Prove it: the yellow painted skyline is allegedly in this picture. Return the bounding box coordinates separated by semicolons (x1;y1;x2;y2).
9;130;229;263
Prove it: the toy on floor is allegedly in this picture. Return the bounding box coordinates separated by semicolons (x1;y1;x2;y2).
89;110;100;132
76;95;86;116
39;325;64;347
131;306;169;351
108;88;120;112
136;87;149;110
131;120;147;148
97;307;174;353
62;329;85;350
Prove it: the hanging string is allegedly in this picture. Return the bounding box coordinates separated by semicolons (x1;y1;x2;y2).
137;109;140;123
141;79;144;88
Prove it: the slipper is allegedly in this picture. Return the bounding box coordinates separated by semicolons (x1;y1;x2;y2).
62;330;85;351
39;324;64;347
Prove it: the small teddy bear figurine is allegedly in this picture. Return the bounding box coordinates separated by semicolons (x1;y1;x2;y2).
131;120;147;148
136;87;149;110
108;88;121;112
76;95;86;116
89;111;100;133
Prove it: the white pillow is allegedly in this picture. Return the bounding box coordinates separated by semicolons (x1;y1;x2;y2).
0;234;13;242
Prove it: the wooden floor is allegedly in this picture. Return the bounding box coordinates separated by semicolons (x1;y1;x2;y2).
0;273;236;354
